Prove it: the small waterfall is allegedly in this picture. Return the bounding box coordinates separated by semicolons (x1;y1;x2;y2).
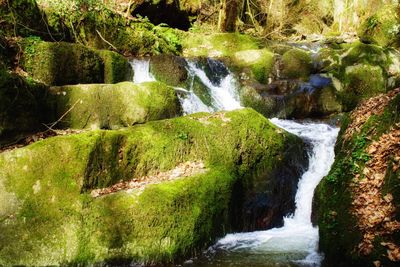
130;58;242;114
186;60;241;111
130;59;155;83
200;119;339;266
174;87;212;115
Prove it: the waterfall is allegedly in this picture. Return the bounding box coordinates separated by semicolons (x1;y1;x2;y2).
129;58;241;114
174;87;213;115
185;60;241;111
130;59;155;83
205;119;339;266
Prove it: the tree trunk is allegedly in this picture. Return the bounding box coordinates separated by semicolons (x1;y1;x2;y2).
218;0;240;32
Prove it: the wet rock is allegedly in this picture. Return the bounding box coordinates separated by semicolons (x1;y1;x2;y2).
149;54;189;87
0;108;306;265
47;81;182;130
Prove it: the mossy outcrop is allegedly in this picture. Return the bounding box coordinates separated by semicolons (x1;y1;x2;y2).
149;55;188;87
280;48;313;80
0;108;307;265
232;49;275;84
0;67;49;145
182;33;260;58
340;64;386;110
314;90;400;266
97;50;133;84
20;38;132;86
47;82;182;130
358;4;400;48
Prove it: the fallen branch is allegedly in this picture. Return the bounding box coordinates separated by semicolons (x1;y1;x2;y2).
96;29;118;51
43;99;81;131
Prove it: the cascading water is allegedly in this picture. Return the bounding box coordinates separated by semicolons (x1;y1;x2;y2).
130;57;339;266
130;58;242;114
192;120;339;267
185;60;241;111
130;59;155;83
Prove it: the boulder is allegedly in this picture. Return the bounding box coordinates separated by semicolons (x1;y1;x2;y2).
340;64;386;110
232;49;275;84
20;39;132;86
280;48;313;80
358;4;400;48
149;54;188;87
0;108;307;265
314;89;400;266
47;81;182;130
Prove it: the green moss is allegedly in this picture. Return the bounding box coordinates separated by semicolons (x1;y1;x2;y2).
239;86;277;117
232;49;275;84
47;81;182;130
281;48;313;80
0;67;49;145
315;94;400;266
20;39;104;86
0;108;305;265
182;33;260;58
340;64;386;110
149;55;188;87
358;4;400;47
96;50;133;84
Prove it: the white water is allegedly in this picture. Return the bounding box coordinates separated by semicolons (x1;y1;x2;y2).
174;87;213;115
213;119;339;266
185;61;241;112
130;58;242;114
130;59;155;83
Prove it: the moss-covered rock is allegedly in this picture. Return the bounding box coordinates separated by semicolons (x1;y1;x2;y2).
182;33;260;58
340;64;386;110
97;50;133;84
358;4;400;48
0;67;49;145
232;49;275;84
314;90;400;267
20;38;104;86
20;38;133;86
280;48;313;80
0;108;306;265
47;81;182;130
149;55;188;87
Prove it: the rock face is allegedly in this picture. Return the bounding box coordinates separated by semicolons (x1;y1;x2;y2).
20;39;132;86
0;108;307;266
149;55;189;87
314;89;400;267
0;67;49;145
47;82;182;130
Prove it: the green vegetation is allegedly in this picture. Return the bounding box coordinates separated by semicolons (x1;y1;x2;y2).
47;82;182;130
358;4;400;47
0;108;306;265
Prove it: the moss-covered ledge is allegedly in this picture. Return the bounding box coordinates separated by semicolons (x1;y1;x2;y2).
20;38;132;86
0;108;307;266
47;81;182;130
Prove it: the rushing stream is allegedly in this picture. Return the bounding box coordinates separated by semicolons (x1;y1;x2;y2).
130;59;339;266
